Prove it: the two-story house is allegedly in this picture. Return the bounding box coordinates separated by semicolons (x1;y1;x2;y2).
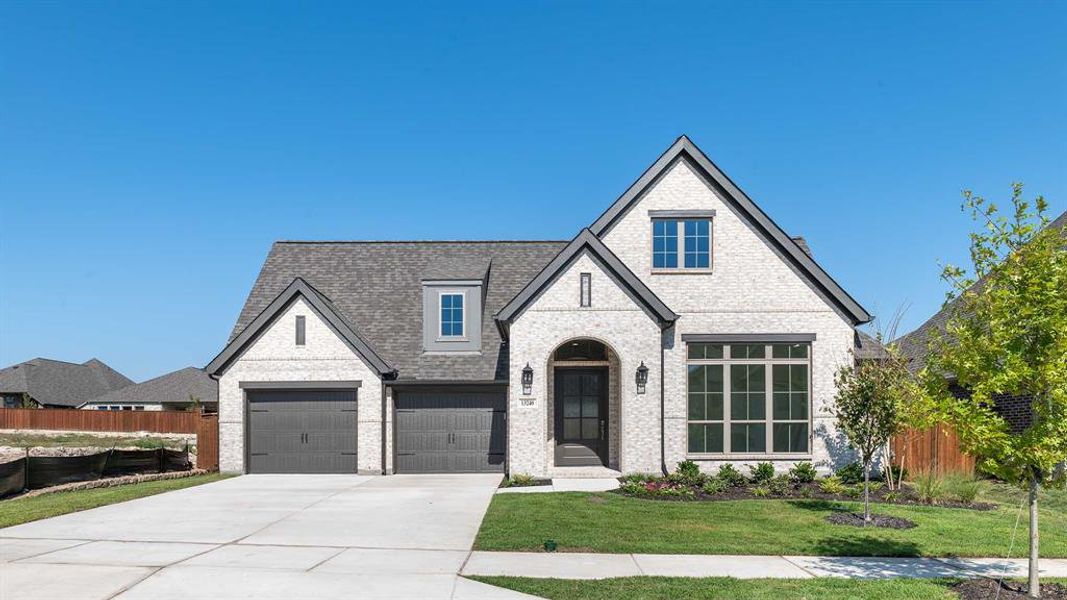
206;136;872;477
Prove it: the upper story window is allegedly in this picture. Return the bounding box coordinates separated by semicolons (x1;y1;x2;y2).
652;218;712;270
439;293;464;337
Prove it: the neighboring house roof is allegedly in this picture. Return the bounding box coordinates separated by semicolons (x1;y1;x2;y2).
895;210;1067;373
495;229;679;332
82;367;217;407
215;241;566;382
854;331;888;361
589;135;872;325
0;358;133;408
207;277;395;377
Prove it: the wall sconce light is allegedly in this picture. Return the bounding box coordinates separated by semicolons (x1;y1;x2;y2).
521;363;534;395
636;362;649;394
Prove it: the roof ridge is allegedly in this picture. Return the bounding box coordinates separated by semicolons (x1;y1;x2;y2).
274;240;569;245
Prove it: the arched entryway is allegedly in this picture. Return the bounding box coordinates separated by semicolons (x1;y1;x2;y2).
548;339;620;468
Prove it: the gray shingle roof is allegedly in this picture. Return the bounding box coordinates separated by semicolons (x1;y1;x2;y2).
228;241;567;381
895;210;1066;372
854;331;888;361
83;367;217;406
0;358;134;408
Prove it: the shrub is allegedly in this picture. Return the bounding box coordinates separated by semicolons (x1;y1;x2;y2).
884;491;902;503
702;478;726;495
768;474;791;496
653;483;695;499
717;464;747;488
508;473;534;487
789;461;818;483
913;470;946;504
867;481;884;493
620;480;647;495
819;476;845;495
944;473;981;503
668;461;706;487
844;485;863;499
752;486;769;497
622;473;659;485
835;461;866;485
751;462;775;484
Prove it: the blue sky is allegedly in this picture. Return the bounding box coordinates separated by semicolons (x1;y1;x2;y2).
1;2;1064;382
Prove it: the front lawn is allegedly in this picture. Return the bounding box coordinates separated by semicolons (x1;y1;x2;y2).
474;482;1067;557
468;576;959;600
0;473;230;528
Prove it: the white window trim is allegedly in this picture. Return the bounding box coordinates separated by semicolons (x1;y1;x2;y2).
437;291;468;342
685;343;813;459
650;217;714;274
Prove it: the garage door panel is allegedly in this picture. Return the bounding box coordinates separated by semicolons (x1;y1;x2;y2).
394;390;505;474
247;389;358;474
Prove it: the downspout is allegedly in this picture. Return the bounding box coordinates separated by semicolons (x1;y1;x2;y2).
660;330;668;476
379;375;388;474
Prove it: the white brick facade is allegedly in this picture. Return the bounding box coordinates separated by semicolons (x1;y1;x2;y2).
508;159;859;476
217;298;383;474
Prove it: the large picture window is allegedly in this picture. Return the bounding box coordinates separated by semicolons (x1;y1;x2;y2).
686;342;811;456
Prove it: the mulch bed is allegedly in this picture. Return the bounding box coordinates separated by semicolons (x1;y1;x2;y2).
953;578;1067;600
825;511;916;529
615;479;997;511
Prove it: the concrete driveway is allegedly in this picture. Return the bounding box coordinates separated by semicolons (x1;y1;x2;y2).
1;474;536;599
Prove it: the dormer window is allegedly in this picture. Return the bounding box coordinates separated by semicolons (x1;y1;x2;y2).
649;210;715;272
440;293;465;338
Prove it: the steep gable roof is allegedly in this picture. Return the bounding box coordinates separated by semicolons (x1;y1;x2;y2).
589;135;872;325
896;210;1067;372
216;241;566;381
495;229;679;332
0;358;134;407
206;277;394;377
82;367;217;406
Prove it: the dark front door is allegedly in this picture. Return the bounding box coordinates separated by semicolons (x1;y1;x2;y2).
554;368;608;467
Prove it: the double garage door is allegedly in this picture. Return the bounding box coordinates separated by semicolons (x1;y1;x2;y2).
246;388;505;474
394;390;506;474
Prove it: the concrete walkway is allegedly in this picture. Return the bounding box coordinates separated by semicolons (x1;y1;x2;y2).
1;474;537;600
496;478;620;494
462;551;1067;580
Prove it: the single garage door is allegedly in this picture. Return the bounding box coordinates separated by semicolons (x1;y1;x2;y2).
247;389;358;474
395;390;505;473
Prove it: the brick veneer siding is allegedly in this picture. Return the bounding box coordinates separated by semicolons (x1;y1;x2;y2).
216;297;383;474
597;159;859;474
508;253;663;477
949;384;1035;434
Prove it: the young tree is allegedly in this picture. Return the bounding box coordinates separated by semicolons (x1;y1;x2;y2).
832;342;916;524
924;185;1066;598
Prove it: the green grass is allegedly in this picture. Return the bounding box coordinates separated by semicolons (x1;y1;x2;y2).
474;482;1067;557
471;577;1067;600
0;473;230;528
468;576;960;600
0;431;192;450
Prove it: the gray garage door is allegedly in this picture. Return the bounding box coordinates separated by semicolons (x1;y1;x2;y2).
247;389;358;474
395;390;505;473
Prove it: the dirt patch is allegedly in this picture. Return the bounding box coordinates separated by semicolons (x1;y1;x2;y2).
825;511;917;529
3;469;211;500
499;478;552;489
953;578;1067;600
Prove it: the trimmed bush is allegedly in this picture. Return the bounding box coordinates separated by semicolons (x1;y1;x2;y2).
717;464;747;488
702;478;727;495
789;461;817;483
751;462;775;484
835;461;866;485
819;476;845;495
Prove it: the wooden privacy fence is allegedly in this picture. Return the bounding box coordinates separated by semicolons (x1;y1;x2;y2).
0;407;198;433
890;424;976;476
0;408;219;472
